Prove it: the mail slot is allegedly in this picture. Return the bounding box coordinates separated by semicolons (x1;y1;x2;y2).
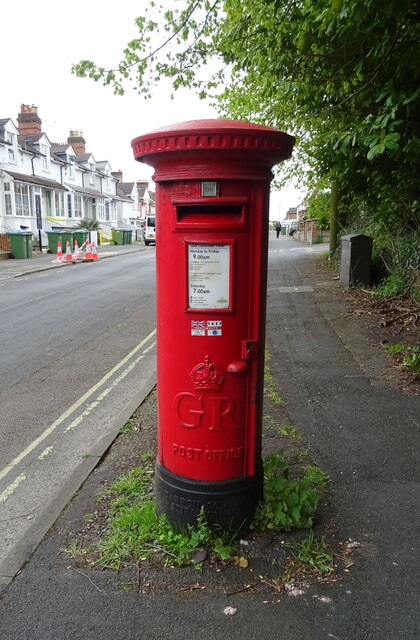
132;119;294;529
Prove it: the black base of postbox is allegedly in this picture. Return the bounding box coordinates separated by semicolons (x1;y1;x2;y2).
155;462;263;531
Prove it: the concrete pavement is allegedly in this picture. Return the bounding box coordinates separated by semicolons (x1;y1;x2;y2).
0;235;418;639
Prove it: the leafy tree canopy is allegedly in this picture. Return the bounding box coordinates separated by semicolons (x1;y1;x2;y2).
73;0;420;244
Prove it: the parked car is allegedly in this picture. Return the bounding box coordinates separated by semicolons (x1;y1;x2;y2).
143;215;156;245
288;220;298;236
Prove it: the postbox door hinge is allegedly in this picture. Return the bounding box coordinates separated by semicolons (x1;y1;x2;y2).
242;340;258;360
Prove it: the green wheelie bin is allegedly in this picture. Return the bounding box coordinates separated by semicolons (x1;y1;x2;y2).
60;230;75;252
46;230;63;254
7;231;33;259
112;229;125;245
73;230;89;248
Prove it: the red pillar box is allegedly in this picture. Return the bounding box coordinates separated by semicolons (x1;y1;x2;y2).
132;119;294;530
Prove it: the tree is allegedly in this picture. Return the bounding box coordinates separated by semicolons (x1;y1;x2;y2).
304;190;331;231
76;218;100;231
73;0;420;295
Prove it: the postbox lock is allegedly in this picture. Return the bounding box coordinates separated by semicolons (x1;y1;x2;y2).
227;361;249;374
242;340;258;360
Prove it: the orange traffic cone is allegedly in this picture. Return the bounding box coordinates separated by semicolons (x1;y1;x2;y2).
72;239;80;260
91;242;99;261
85;241;92;260
65;240;72;262
52;240;63;263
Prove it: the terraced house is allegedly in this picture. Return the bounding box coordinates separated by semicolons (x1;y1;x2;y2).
0;104;137;245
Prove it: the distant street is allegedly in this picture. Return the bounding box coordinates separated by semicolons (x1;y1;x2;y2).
0;249;157;581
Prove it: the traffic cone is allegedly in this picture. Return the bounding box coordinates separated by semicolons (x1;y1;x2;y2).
91;242;99;261
65;240;72;262
85;241;92;260
52;240;63;263
72;239;80;261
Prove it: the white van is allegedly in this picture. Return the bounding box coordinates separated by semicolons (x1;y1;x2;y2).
143;215;156;245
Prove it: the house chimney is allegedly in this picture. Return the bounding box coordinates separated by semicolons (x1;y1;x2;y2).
112;170;123;181
67;129;86;155
17;104;42;136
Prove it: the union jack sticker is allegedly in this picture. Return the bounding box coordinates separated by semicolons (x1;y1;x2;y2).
191;320;206;336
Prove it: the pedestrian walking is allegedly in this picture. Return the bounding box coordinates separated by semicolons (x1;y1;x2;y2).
275;222;281;238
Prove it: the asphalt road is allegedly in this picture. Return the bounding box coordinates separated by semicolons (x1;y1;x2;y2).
0;249;158;585
0;235;418;639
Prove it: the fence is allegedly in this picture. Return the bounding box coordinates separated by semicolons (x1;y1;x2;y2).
0;233;11;252
295;219;330;245
99;223;114;243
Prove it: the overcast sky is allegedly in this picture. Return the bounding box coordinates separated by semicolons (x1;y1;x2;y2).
1;0;303;219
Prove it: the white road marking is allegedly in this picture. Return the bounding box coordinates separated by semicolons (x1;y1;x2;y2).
278;286;315;293
38;447;54;460
0;474;26;504
0;328;156;483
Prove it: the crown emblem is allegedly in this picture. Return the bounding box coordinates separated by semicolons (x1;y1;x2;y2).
190;355;225;390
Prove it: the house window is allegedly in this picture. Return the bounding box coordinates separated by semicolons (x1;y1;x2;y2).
41;145;49;171
6;133;16;163
97;200;104;220
3;182;13;215
74;194;83;219
105;201;111;221
68;158;75;179
89;162;95;185
67;194;73;217
54;192;65;217
108;201;116;222
15;183;31;216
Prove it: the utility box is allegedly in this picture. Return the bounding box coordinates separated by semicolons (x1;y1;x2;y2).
340;234;373;288
132;119;294;530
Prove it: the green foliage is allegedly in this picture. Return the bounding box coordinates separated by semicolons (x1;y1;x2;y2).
385;344;420;373
304;190;331;230
371;232;420;299
72;0;419;297
97;463;239;569
404;352;420;373
62;540;94;559
264;366;284;406
120;418;135;434
251;450;327;532
287;531;333;574
108;466;154;500
303;466;330;489
279;424;301;440
76;218;101;231
384;343;406;355
85;445;329;569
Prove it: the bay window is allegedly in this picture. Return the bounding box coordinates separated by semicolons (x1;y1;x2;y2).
15;183;31;216
54;192;66;217
3;182;13;215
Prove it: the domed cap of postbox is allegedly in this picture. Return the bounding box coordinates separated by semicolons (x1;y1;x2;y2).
131;119;295;177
